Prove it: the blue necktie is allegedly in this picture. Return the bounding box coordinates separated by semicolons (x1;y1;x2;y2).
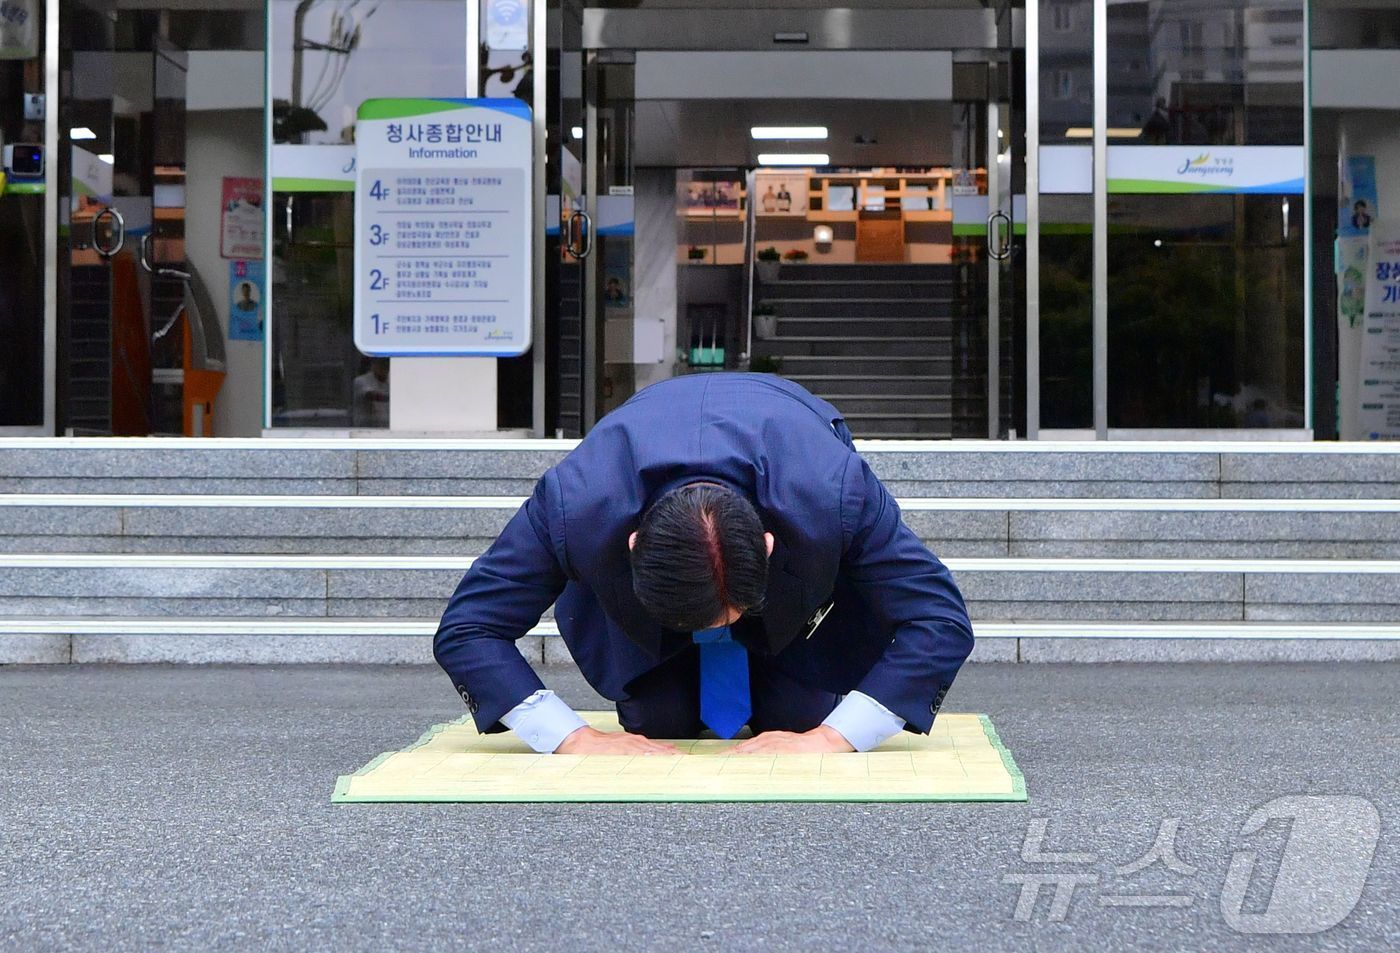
693;627;751;739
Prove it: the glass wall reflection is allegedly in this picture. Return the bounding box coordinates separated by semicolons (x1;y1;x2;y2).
267;0;469;428
1039;0;1094;429
1105;0;1305;430
1040;197;1093;430
1108;194;1304;429
1107;0;1304;147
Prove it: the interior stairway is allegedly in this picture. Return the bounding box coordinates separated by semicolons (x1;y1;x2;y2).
750;262;988;439
1;438;1398;666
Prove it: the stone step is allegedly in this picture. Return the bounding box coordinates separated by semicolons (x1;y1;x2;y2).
10;496;1400;557
2;554;1399;623
774;263;954;282
760;281;954;301
843;414;954;437
770;355;953;376
754;336;953;358
813;395;954;415
4;439;1400;499
773;317;967;338
863;445;1400;500
786;375;957;398
0;438;574;496
0;495;524;555
11;616;1399;641
766;299;959;318
5;618;1396;664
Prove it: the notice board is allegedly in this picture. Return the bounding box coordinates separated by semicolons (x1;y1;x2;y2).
353;98;532;356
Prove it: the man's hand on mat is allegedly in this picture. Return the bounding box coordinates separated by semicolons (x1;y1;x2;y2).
555;726;681;755
730;726;855;755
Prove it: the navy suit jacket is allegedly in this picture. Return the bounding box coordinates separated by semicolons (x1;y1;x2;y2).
433;373;974;735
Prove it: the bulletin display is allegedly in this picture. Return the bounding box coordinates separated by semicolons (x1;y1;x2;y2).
353;98;532;356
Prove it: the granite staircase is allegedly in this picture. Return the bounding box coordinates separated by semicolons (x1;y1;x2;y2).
1;437;1398;665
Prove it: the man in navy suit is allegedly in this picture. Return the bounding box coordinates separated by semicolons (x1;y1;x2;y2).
434;373;974;755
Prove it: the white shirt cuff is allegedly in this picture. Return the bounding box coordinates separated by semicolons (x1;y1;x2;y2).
499;690;588;753
821;690;906;752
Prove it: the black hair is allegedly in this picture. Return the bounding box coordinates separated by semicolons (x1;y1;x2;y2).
630;483;768;631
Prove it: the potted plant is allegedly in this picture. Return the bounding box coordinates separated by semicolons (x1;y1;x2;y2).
687;246;708;262
783;248;809;263
752;303;778;341
756;246;781;282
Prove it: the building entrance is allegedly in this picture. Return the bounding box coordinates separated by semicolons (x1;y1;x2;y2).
550;5;1024;439
5;1;1322;440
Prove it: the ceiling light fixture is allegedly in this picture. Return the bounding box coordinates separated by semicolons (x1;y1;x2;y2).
70;127;97;140
751;126;828;140
757;153;828;167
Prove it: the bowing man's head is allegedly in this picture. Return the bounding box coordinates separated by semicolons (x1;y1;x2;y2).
628;482;775;632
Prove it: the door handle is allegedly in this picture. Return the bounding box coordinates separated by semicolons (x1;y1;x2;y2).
92;206;126;259
566;210;593;260
139;230;192;281
987;210;1011;261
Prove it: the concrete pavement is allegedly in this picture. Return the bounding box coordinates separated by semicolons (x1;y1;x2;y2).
0;662;1395;952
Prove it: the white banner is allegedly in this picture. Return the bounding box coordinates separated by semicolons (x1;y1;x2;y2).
1037;145;1307;196
1041;145;1093;195
1337;236;1369;439
1358;221;1400;439
1107;146;1304;195
270;144;356;191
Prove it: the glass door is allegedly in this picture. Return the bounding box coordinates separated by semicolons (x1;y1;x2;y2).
144;35;210;438
60;0;167;436
547;4;1031;440
548;7;638;435
1028;0;1093;437
1102;0;1306;435
987;12;1024;440
59;3;215;436
951;10;1026;439
547;0;588;437
584;52;635;423
1029;0;1307;438
0;17;46;431
61;0;128;434
997;2;1027;440
266;0;471;431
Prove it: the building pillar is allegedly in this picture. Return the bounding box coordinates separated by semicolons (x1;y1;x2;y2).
388;357;497;433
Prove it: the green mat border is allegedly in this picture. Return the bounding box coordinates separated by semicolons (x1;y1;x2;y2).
333;713;1027;804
